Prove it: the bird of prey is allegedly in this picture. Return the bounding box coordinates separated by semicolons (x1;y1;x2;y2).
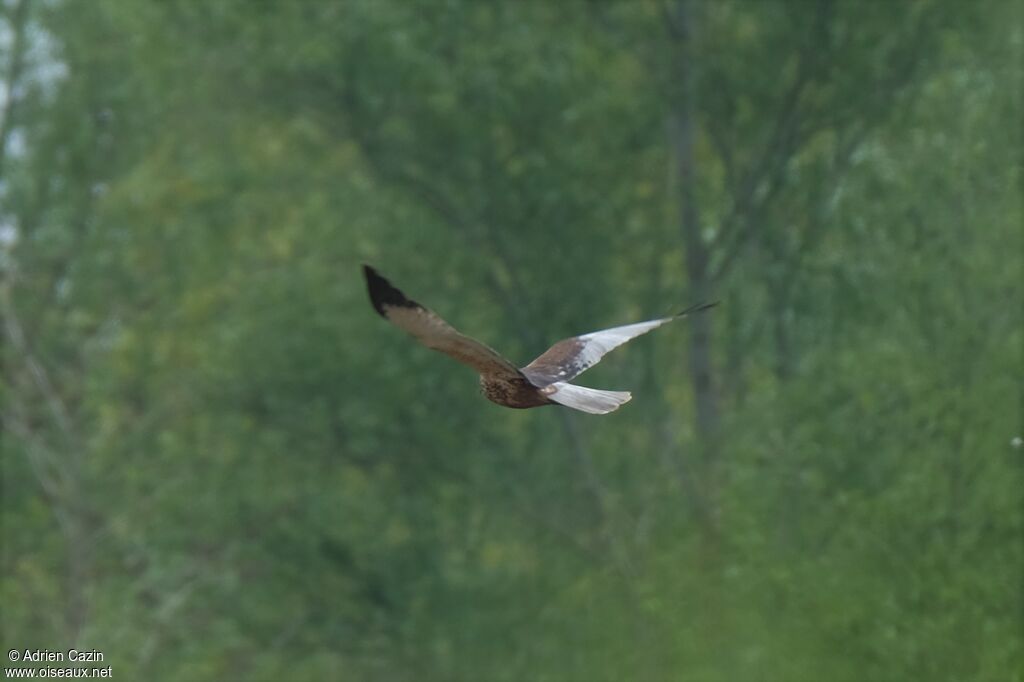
363;265;716;415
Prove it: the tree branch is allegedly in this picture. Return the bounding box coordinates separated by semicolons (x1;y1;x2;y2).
0;0;32;180
1;409;74;523
705;113;736;193
709;0;834;282
1;283;80;448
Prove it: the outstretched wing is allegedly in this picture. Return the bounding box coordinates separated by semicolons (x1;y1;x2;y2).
363;265;522;379
521;303;717;388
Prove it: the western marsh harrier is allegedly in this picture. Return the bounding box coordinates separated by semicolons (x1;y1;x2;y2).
363;265;715;414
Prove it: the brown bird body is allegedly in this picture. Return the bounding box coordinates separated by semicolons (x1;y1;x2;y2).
363;265;715;414
479;374;556;410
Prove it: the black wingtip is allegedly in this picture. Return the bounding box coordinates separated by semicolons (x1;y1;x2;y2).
676;301;719;317
362;265;421;317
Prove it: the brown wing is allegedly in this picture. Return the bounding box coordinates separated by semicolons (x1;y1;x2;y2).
363;265;522;379
521;303;717;388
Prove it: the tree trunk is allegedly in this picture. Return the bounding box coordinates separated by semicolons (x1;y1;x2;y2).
669;0;721;540
0;0;31;178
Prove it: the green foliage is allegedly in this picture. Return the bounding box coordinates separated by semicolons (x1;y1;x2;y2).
2;0;1020;680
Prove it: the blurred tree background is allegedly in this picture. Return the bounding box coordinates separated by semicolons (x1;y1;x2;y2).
2;0;1021;680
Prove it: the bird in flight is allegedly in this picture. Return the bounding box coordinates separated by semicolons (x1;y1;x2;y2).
363;265;716;414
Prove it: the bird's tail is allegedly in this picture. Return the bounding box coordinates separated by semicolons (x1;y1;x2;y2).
548;383;632;415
